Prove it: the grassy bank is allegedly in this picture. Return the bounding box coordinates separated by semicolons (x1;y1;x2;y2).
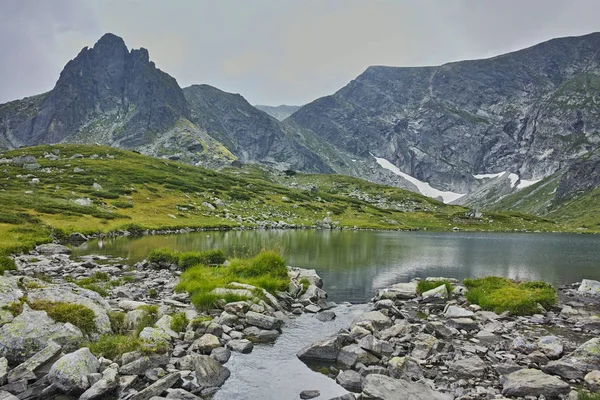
0;144;561;258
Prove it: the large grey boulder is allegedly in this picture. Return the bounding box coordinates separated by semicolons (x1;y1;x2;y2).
27;286;111;334
444;305;474;318
388;356;423;380
227;339;253;354
48;348;100;393
377;320;412;341
537;336;563;359
578;279;600;295
411;333;438;360
244;311;283;330
242;326;280;343
297;336;341;363
79;365;118;400
191;334;221;354
7;341;62;383
130;372;181;400
193;355;230;389
352;311;392;332
375;282;417;300
338;344;379;368
448;356;486;378
35;243;71;255
501;369;570;398
545;338;600;379
359;335;393;357
361;374;452;400
336;370;362;392
0;307;83;364
139;327;171;347
421;284;448;302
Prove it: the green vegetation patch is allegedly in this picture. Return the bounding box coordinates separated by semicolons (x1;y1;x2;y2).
464;276;557;316
67;271;113;297
0;255;16;276
170;312;189;332
417;280;454;295
87;334;143;360
579;392;600;400
177;249;226;269
29;300;96;335
176;250;289;311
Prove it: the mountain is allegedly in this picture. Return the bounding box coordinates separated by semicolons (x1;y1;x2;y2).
183;85;330;172
287;32;600;203
255;105;300;121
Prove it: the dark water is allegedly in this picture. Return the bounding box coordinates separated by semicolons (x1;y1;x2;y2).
72;230;600;303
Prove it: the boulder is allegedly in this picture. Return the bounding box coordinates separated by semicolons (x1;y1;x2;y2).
352;311;392;331
297;336;341;363
211;347;231;364
155;315;180;339
545;337;600;380
425;321;454;339
299;390;321;399
444;305;474;318
377;321;412;341
7;341;62;383
35;243;71;255
193;355;230;389
359;335;393;357
411;333;437;360
501;369;570;398
537;336;563;359
361;374;452;400
585;370;600;391
130;372;180;400
421;284;448;302
139;327;171;347
316;311;336;322
338;344;379;368
445;318;479;331
80;365;118;400
227;339;253;354
388;356;423;380
242;326;280;343
48;348;99;393
448;356;486;378
336;370;362;392
245;311;283;330
165;388;201;399
191;334;221;354
0;308;83;364
119;357;151;375
376;282;417;300
223;301;249;315
300;284;327;302
0;357;7;385
578;279;600;295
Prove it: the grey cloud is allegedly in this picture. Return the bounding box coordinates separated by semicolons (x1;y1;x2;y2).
0;0;599;105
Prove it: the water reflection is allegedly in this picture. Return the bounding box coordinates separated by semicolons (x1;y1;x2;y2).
72;231;600;303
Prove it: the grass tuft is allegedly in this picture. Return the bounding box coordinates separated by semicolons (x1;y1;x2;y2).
417;280;454;295
87;334;142;360
29;300;96;335
170;312;189;332
464;276;557;316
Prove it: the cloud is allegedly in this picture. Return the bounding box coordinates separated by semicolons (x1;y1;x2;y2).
0;0;599;105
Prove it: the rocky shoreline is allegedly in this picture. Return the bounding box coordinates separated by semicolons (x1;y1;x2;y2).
296;277;600;399
0;243;333;399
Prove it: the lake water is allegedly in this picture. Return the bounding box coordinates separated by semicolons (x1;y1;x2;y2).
70;230;600;399
72;230;600;303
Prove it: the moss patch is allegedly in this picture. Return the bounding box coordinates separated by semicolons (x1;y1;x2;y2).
29;300;97;335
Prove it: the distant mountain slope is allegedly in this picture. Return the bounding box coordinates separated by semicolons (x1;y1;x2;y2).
287;32;600;200
255;104;300;120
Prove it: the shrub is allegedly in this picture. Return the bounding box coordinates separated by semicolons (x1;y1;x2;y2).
29;301;96;335
170;312;189;332
417;280;454;295
87;334;142;360
0;256;16;275
190;292;220;311
108;311;126;334
121;223;145;235
464;276;557;316
148;248;178;265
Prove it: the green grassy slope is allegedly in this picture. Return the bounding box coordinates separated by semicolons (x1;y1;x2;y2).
0;144;559;255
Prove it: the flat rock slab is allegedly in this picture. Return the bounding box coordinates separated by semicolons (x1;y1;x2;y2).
502;368;570;398
361;374;452;400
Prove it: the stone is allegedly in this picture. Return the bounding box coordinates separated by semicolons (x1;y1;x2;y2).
578;279;600;295
227;339;253;354
444;305;474;318
191;334;221;354
48;348;100;393
0;390;19;400
245;311;283;330
501;369;570;398
0;357;7;386
130;372;180;400
166;388;201;399
7;341;62;383
119;357;151;375
223;301;249;315
545;338;600;379
376;282;417;300
0;308;83;364
300;390;321;399
537;336;563;359
92;183;103;190
359;335;393;357
475;330;501;344
34;243;71;255
336;370;362;392
361;374;452;400
425;321;454;339
352;311;392;331
212;287;253;298
211;347;231;364
338;344;379;368
411;333;437;360
585;370;600;391
377;320;412;340
155;315;180;339
139;327;171;347
316;310;336;321
421;284;448;302
445;318;479;331
448;356;486;378
297;336;341;363
79;365;118;400
193;355;230;389
242;326;280;343
388;356;422;380
305;304;321;313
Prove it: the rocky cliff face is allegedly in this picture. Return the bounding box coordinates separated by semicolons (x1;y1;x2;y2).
184;85;330;172
288;32;600;198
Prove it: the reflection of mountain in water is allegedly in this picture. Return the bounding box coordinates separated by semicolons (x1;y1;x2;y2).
71;231;600;303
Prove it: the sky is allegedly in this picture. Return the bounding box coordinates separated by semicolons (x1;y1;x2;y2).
1;0;599;106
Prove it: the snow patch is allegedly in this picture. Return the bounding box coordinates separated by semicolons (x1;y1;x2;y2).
374;156;465;203
508;173;519;188
473;172;506;180
517;178;542;190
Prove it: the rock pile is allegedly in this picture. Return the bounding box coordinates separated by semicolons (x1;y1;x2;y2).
297;278;600;399
0;244;333;399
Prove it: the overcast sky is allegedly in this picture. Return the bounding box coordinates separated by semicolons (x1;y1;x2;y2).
1;0;599;106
